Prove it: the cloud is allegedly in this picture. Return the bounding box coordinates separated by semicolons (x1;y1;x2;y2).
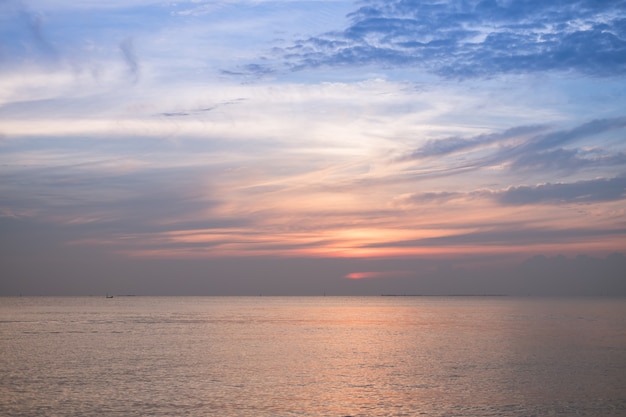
401;124;548;160
119;37;139;82
521;116;626;154
392;191;465;208
514;252;626;295
492;176;626;205
501;117;626;173
344;270;412;279
221;63;277;80
406;116;626;161
0;0;58;68
398;116;626;179
364;225;626;249
278;0;626;78
510;148;626;173
401;175;626;207
0;159;227;233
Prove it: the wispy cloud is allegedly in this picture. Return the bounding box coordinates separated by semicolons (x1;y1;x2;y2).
0;0;58;68
399;175;626;206
119;37;139;83
521;116;626;153
364;226;626;249
517;149;626;173
397;116;626;180
399;124;549;160
492;176;626;206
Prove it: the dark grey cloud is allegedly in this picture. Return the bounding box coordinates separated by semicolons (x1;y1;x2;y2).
279;0;626;78
365;224;626;249
3;217;624;296
492;176;626;205
400;116;626;178
403;175;626;207
221;63;277;79
406;117;626;161
400;191;463;204
494;116;626;172
401;124;548;160
510;148;626;173
514;252;626;295
0;162;233;237
521;116;626;154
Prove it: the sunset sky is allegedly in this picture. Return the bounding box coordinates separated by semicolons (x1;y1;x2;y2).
2;0;626;295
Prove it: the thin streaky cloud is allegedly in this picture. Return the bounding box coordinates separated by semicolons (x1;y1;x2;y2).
400;124;550;160
119;37;139;83
363;226;626;250
398;175;626;207
394;117;626;183
492;176;626;206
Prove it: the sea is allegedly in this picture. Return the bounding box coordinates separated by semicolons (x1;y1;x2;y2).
1;296;625;417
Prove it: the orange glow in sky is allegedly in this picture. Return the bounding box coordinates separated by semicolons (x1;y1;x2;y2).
2;0;625;296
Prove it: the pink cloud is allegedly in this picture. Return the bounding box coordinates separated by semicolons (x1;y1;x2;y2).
344;270;413;280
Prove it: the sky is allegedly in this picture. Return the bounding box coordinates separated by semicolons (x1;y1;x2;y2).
1;0;626;296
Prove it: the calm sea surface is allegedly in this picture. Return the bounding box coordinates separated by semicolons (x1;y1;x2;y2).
1;296;625;416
